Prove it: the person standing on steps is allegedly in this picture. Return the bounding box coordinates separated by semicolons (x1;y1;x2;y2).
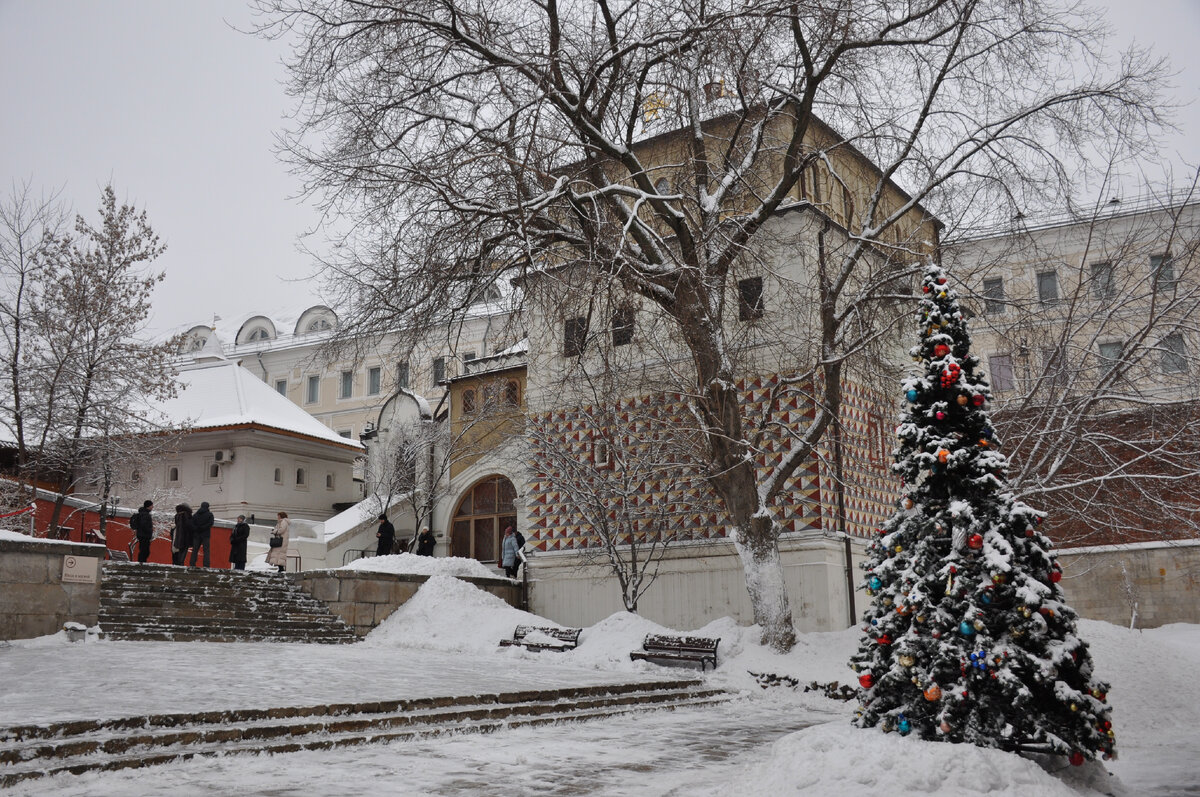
500;525;520;579
131;500;155;563
171;503;193;566
415;527;436;556
375;514;395;557
229;515;250;571
267;511;290;573
189;501;215;568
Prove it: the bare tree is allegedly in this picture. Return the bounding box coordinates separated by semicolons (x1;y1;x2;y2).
29;185;183;533
948;179;1200;545
0;180;69;503
260;0;1162;650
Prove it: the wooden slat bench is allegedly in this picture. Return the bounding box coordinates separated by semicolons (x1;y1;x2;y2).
498;625;582;652
630;634;720;671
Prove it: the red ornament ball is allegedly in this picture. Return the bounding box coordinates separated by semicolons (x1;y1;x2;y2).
936;411;946;420
968;534;983;549
936;277;947;285
1051;570;1062;583
859;673;874;688
878;634;893;646
933;344;950;358
1069;751;1085;767
972;393;985;406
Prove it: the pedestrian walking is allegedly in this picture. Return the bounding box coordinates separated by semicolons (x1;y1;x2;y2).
267;511;290;573
500;525;520;579
189;501;215;567
375;514;395;557
415;527;436;556
130;500;154;563
171;503;193;566
229;515;250;571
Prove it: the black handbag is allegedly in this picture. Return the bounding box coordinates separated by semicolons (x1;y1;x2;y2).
269;534;283;548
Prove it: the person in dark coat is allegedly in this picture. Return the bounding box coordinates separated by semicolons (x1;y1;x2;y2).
415;527;436;557
376;514;396;557
131;500;154;563
171;503;193;566
500;525;520;579
229;515;250;570
189;501;215;568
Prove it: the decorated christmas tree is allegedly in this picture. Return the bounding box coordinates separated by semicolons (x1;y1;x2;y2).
849;263;1115;764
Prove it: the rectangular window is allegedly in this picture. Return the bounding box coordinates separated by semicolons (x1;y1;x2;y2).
463;351;476;362
564;316;588;357
982;278;1005;315
1151;254;1177;292
1090;262;1115;301
612;307;635;346
1036;271;1059;305
1042;346;1068;388
1163;333;1188;373
593;439;611;468
306;375;319;404
367;366;381;396
1098;341;1123;364
275;379;288;396
738;277;765;320
397;362;410;390
339;370;353;399
432;357;446;385
988;354;1014;392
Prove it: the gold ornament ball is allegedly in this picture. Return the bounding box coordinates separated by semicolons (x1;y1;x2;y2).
898;654;915;667
957;395;969;406
973;618;985;631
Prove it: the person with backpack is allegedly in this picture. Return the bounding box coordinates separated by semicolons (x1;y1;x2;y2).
171;503;193;566
131;500;155;563
189;501;215;568
500;525;520;579
229;515;251;570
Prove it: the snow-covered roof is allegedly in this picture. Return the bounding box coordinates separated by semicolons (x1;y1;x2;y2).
149;359;364;450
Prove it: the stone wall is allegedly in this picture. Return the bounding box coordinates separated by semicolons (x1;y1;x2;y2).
1058;540;1200;628
295;570;523;637
0;537;107;641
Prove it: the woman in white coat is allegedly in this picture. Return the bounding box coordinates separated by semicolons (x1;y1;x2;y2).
267;511;290;572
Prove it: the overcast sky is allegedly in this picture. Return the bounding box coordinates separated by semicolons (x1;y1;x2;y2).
1;0;1198;338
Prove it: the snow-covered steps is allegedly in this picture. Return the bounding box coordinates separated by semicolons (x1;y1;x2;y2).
98;562;357;644
0;680;729;786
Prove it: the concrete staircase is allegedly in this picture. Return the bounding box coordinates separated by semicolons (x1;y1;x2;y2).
98;562;357;644
0;680;728;786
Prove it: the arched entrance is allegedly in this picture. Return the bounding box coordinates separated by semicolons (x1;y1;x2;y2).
451;475;517;563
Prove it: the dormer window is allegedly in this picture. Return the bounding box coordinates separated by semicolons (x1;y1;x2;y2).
307;319;332;332
248;328;270;342
191;337;207;351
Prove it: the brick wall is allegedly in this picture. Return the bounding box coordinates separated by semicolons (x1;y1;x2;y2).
0;537;107;640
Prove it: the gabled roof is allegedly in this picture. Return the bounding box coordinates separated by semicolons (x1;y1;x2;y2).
150;359;364;450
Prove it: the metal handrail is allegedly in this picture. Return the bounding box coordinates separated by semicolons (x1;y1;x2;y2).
342;548;373;566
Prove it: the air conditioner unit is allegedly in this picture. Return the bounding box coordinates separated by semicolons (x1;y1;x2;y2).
214;449;235;464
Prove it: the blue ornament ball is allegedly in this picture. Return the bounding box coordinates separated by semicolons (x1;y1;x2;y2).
898;717;911;735
959;621;975;637
869;576;882;590
980;591;994;605
906;389;919;402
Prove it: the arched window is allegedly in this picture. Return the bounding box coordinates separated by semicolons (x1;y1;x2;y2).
168;466;179;483
208;463;219;479
450;475;517;562
325;473;334;489
307;319;332;332
273;468;282;484
248;328;270;341
130;469;141;484
296;468;306;486
191;337;207;351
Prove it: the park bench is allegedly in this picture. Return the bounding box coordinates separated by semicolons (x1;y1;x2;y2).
630;634;720;671
106;549;130;562
498;625;582;652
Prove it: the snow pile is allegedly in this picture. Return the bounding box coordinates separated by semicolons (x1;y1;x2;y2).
734;722;1112;796
364;574;533;653
340;552;497;580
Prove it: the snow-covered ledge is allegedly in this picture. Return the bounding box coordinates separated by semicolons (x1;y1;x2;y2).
0;530;107;641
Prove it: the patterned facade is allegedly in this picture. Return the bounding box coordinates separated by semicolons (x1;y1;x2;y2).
525;373;900;552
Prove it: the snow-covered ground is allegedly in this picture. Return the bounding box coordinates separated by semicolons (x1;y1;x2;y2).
1;572;1196;796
